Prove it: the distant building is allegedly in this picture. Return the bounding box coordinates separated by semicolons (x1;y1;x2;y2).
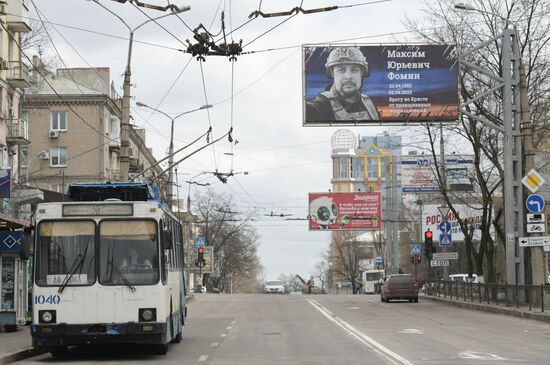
329;130;403;291
21;58;163;193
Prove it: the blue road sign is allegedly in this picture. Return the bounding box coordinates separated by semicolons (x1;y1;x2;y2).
194;235;206;246
526;194;545;213
410;243;421;255
439;221;452;234
439;233;452;247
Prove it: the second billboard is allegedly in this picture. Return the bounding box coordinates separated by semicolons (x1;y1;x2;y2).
309;192;382;231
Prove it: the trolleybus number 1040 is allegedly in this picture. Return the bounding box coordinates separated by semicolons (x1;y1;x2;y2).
35;295;61;305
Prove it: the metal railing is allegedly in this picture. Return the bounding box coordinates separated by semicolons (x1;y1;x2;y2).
424;279;550;312
6;118;28;140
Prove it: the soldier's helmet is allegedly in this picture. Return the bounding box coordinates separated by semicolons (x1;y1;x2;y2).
325;47;369;78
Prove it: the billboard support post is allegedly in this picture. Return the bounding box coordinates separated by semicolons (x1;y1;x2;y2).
459;29;524;285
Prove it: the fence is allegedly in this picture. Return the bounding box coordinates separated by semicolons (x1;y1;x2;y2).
424;279;550;312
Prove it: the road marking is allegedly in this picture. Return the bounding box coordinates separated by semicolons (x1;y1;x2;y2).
211;342;219;348
226;326;232;330
346;306;360;310
220;333;227;338
308;299;413;365
456;351;508;361
198;355;209;362
398;329;424;335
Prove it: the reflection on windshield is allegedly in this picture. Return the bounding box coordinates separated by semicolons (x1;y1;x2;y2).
99;220;159;286
36;221;96;287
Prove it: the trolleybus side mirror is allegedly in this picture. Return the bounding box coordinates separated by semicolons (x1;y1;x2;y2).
162;229;173;250
20;233;32;260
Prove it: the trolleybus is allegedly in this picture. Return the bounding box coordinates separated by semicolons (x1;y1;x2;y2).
30;183;187;356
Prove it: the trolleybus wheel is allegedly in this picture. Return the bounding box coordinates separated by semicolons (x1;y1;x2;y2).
50;345;68;357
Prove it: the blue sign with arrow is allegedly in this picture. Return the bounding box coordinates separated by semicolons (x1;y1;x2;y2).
439;220;452;247
526;194;545;213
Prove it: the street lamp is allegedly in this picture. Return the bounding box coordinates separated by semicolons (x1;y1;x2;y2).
89;0;190;181
135;103;213;205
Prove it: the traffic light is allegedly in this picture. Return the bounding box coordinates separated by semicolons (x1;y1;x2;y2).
424;230;434;258
415;254;422;264
197;247;206;267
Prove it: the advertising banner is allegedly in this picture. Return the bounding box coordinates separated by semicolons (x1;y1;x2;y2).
0;231;23;253
401;155;474;193
421;204;493;242
308;192;381;231
0;168;10;198
303;44;458;125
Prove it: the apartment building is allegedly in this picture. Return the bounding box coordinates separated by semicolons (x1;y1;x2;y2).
21;60;163;193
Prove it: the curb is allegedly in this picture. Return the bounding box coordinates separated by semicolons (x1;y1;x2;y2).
0;346;47;365
422;294;550;323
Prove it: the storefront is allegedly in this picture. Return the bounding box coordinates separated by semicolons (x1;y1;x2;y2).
0;214;30;331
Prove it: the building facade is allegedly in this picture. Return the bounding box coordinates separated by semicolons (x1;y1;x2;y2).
21;61;163;193
329;130;403;290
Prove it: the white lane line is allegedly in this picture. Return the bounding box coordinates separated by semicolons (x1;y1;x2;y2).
226;326;232;330
220;333;227;338
198;355;209;362
308;299;413;365
211;342;219;348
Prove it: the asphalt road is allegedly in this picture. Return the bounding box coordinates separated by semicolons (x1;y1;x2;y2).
12;294;550;364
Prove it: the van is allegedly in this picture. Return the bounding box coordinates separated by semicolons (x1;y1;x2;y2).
449;274;479;283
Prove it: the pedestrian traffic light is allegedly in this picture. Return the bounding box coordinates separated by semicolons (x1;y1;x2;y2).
424;230;434;258
415;254;422;264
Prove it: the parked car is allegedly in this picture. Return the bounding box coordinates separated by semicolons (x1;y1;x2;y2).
264;280;285;294
449;274;479;283
190;285;207;294
380;274;418;303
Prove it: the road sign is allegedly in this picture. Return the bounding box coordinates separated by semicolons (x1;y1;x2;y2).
527;223;546;233
526;194;545;213
194;235;206;246
431;260;449;267
522;169;545;193
439;221;452;233
439;220;452;247
410;243;421;255
518;236;550;247
438;206;450;218
433;252;458;260
527;213;545;224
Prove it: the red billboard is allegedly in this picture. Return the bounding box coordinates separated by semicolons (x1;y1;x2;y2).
308;192;382;231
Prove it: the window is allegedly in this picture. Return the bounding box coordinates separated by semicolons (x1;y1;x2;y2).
367;157;379;179
50;147;67;167
35;221;96;287
50;111;67;131
20;147;27;168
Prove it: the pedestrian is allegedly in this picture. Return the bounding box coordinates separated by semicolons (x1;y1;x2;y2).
306;46;379;122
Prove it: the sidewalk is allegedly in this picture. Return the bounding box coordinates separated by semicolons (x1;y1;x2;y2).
421;294;550;323
0;326;45;365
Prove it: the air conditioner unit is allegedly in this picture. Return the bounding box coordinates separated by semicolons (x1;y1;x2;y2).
39;151;49;160
49;130;59;138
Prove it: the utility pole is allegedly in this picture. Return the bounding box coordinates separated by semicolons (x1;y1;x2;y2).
440;124;449;281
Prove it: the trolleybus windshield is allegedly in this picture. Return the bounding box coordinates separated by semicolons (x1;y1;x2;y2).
99;220;159;286
36;221;96;287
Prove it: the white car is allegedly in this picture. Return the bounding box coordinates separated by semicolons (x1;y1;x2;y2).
264;280;285;294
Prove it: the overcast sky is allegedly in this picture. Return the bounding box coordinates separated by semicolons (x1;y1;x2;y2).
30;0;451;280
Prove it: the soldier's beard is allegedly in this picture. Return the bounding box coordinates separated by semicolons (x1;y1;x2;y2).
332;84;360;102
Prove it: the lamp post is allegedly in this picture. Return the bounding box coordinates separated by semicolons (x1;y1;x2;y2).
454;3;528;285
135;103;212;206
90;0;190;182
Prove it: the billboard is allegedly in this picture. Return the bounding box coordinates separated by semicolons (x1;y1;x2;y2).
309;192;381;230
422;204;493;242
303;44;458;125
401;155;474;193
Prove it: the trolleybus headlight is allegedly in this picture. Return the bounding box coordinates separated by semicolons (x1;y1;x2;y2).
139;308;156;322
39;310;56;324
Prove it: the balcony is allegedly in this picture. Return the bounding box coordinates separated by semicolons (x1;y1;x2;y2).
6;0;32;33
7;61;31;89
6;118;29;145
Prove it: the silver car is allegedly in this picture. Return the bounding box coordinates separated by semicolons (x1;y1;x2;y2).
264;280;285;294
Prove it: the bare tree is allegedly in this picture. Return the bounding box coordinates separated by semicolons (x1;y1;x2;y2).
194;191;262;292
331;231;362;293
405;0;550;283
